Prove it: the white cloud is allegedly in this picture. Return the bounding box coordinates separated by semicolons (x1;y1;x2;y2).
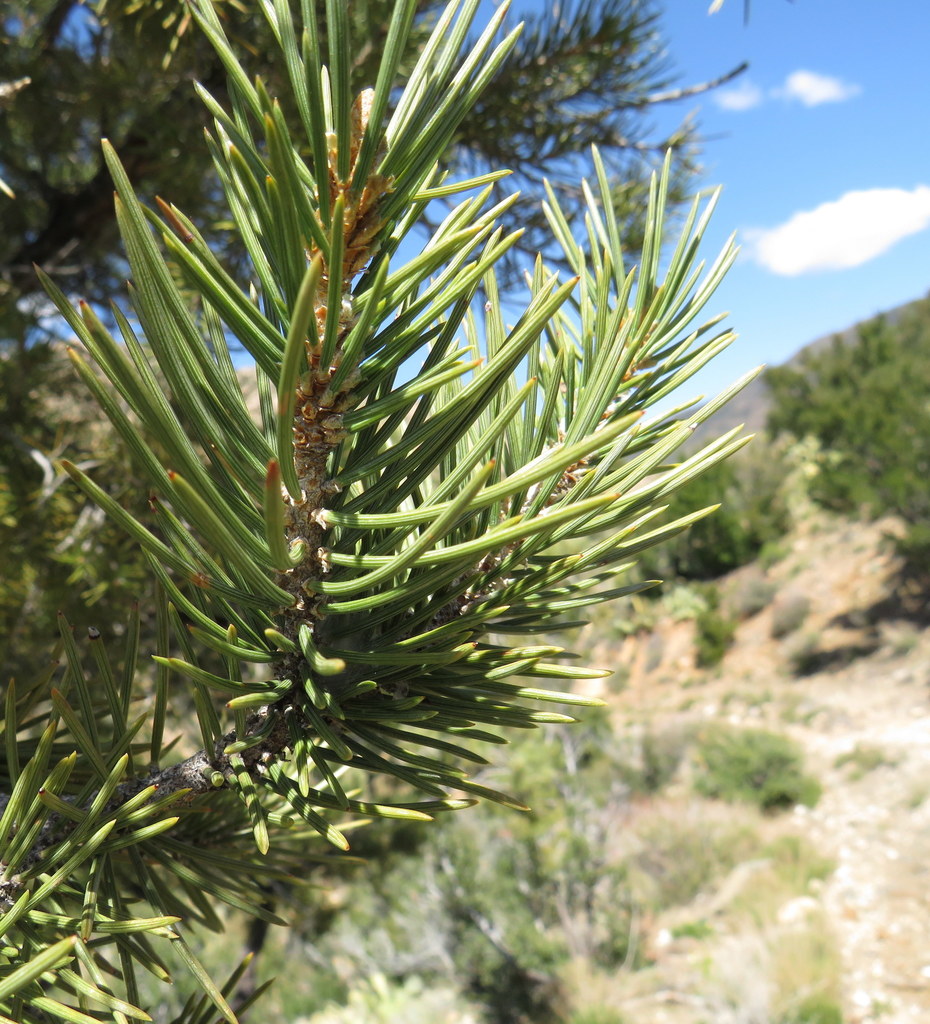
714;69;860;113
714;79;764;112
748;187;930;275
775;69;861;106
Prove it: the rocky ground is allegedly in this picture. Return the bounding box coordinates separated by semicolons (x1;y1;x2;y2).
587;515;930;1023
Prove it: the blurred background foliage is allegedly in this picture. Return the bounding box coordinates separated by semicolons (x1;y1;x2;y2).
766;296;930;594
634;439;794;586
1;0;737;342
200;714;832;1024
0;340;153;680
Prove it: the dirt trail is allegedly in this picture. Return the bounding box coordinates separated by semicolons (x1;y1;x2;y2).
795;651;930;1023
599;515;930;1023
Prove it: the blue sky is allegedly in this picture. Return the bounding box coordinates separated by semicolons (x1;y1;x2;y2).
500;0;930;402
59;1;926;409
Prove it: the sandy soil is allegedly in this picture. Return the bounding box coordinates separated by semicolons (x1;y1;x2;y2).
589;515;930;1023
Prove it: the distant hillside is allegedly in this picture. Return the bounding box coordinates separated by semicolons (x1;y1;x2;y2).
696;296;920;442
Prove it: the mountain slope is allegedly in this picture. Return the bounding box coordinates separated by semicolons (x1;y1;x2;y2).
697;296;921;442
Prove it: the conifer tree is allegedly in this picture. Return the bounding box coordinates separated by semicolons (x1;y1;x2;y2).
0;0;744;343
0;1;751;1019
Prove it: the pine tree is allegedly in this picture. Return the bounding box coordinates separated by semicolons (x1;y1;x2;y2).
0;0;745;344
0;1;751;1019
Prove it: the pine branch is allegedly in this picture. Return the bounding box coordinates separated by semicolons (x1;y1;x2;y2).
1;2;754;1019
0;694;289;911
642;59;749;105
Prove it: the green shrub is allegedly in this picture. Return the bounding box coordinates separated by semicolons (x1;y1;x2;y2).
767;298;930;591
833;743;897;779
780;993;844;1024
695;608;737;667
632;805;757;908
694;726;822;812
764;834;834;890
636;440;793;585
670;919;714;940
619;723;693;794
694;586;737;667
731;573;778;619
891;519;930;590
281;721;644;1021
785;632;824;676
770;593;812;638
569;1009;629;1024
639;726;689;792
303;974;482;1024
